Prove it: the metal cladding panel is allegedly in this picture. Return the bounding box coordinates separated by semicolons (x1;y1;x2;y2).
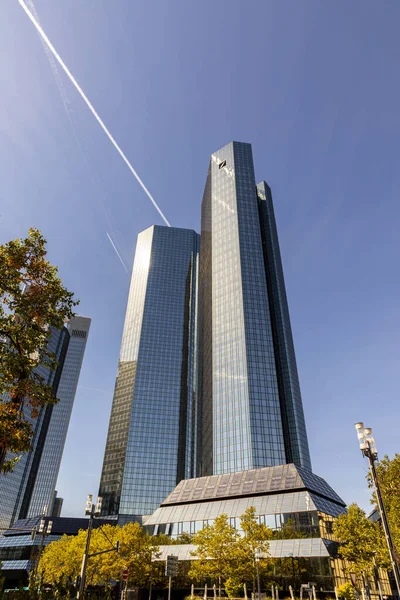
310;494;347;518
1;560;34;571
4;516;115;537
297;468;345;506
162;464;304;505
0;535;61;548
161;463;345;508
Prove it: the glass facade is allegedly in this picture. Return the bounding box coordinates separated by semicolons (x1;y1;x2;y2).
25;317;91;517
143;462;346;583
199;142;311;475
146;510;320;539
99;226;200;521
0;317;90;530
145;464;346;533
257;182;311;470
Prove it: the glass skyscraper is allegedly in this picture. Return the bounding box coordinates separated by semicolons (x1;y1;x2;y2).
0;316;91;530
99;226;200;522
199;141;311;476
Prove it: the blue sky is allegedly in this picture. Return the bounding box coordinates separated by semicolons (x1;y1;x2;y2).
1;0;399;517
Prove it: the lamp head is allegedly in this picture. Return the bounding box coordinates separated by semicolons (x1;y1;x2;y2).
38;518;45;534
355;422;368;451
85;494;93;516
94;496;102;517
364;428;378;457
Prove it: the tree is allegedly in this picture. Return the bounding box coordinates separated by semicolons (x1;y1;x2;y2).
189;514;241;597
94;522;159;588
39;522;159;590
369;454;400;556
237;507;272;589
39;532;82;586
0;228;77;472
337;582;356;600
333;504;388;579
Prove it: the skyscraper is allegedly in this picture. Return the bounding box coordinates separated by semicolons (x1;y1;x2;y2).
0;316;91;530
99;226;199;522
199;141;311;476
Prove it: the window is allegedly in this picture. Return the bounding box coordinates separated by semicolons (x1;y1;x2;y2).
72;330;87;338
219;160;226;169
325;521;333;534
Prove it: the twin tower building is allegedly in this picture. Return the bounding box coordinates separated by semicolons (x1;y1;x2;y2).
99;142;313;523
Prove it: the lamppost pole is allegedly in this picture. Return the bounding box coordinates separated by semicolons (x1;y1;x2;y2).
32;506;53;582
355;423;400;597
255;549;261;597
77;494;102;600
373;554;383;600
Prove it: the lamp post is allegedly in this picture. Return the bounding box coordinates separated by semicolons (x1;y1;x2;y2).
355;423;400;597
373;553;383;600
76;494;102;600
255;549;262;597
31;506;53;582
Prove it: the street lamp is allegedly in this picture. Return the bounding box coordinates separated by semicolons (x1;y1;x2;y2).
31;506;53;581
76;494;102;600
355;423;400;597
255;549;262;597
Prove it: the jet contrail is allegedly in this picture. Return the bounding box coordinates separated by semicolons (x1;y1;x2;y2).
18;0;171;228
25;0;120;240
106;232;129;273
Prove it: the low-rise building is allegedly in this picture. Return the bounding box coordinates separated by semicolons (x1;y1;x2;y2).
145;464;392;595
0;515;113;589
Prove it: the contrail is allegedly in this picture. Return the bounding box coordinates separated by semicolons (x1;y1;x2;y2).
25;0;72;116
106;232;129;273
25;0;118;239
18;0;171;228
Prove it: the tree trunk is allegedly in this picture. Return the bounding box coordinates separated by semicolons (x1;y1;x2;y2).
0;390;27;474
0;446;7;473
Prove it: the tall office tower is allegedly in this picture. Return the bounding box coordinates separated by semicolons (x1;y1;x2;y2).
0;316;91;530
199;141;311;476
99;226;200;523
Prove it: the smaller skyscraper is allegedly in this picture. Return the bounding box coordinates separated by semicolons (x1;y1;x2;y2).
99;226;199;522
0;316;91;530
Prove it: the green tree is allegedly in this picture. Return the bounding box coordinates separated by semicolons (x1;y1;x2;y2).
153;532;173;545
39;522;158;590
333;504;388;578
369;454;400;556
103;522;158;587
237;507;272;589
224;577;244;599
39;532;83;586
189;514;241;597
0;228;77;472
176;532;194;544
337;582;356;600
